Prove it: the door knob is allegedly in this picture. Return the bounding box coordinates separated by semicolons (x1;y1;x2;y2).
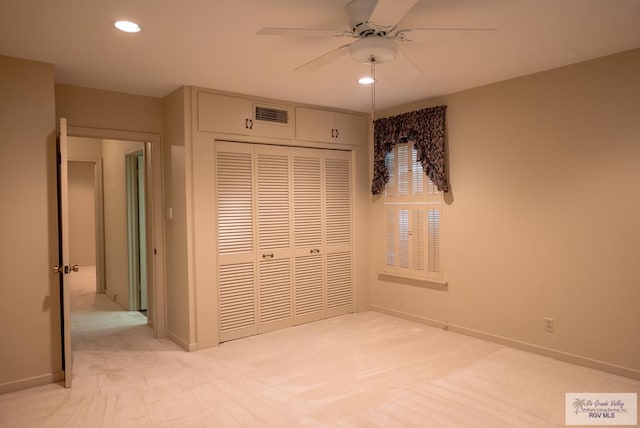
53;266;63;274
71;265;80;272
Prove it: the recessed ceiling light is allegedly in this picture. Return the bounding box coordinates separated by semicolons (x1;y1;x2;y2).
114;20;142;33
358;77;376;85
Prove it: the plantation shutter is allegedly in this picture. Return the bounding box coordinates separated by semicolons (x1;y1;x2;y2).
411;208;427;275
382;143;443;281
385;207;397;269
397;144;409;197
428;207;441;275
384;149;396;198
427;175;442;278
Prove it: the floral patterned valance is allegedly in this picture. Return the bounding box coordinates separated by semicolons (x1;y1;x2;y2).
371;105;449;195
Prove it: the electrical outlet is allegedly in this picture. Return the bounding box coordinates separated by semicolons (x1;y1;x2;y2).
544;317;554;333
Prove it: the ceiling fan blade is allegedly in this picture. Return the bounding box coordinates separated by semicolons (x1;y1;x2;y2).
395;27;497;41
398;45;421;73
295;43;352;72
257;27;351;37
368;0;419;30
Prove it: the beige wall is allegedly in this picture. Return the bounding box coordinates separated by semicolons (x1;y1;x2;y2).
0;56;60;391
370;48;640;377
68;161;96;266
68;136;102;161
162;87;194;349
56;84;162;134
102;139;144;309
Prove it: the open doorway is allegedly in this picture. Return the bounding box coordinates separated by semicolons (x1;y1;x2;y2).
67;137;148;313
59;125;166;388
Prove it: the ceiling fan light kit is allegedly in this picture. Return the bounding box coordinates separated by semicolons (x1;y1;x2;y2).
350;37;398;64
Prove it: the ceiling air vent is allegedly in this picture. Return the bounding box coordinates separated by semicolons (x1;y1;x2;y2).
255;105;289;124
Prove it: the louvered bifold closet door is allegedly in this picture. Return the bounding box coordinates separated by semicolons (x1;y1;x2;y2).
255;144;293;333
292;148;325;325
324;150;353;317
216;142;258;342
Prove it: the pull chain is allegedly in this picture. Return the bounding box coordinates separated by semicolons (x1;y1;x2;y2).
370;57;376;122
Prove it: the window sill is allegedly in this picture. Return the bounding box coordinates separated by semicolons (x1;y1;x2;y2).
378;272;448;291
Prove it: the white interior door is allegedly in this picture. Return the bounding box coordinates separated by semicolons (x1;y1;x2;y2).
292;149;325;325
216;142;258;342
255;144;293;333
138;154;148;311
57;118;73;388
324;151;354;317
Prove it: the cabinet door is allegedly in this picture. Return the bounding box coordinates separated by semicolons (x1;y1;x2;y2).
324;150;354;317
297;107;368;145
199;93;251;135
334;112;368;146
216;142;257;342
255;145;293;333
295;107;335;143
292;149;325;324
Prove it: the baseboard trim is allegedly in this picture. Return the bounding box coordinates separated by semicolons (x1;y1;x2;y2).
371;305;640;381
167;330;197;352
0;371;64;394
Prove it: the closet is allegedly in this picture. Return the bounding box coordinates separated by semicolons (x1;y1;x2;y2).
216;141;353;342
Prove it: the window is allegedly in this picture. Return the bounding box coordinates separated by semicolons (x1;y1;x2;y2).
383;142;443;281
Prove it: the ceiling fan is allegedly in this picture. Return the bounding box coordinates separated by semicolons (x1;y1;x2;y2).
257;0;496;72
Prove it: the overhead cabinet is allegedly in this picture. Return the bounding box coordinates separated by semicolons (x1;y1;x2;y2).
295;107;368;145
197;92;367;145
215;141;354;342
198;92;294;139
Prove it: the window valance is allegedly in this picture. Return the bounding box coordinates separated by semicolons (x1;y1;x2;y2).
371;105;449;195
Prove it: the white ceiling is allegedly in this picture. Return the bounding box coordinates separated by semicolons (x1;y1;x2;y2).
1;0;639;112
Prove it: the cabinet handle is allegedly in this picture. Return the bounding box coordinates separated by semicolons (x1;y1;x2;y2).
262;253;274;259
331;128;335;139
310;248;320;254
249;119;254;129
334;128;339;139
